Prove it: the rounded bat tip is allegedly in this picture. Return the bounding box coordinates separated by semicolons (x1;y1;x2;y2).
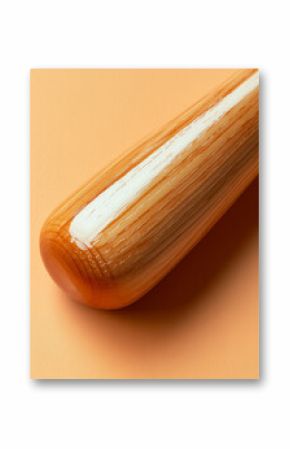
39;222;137;310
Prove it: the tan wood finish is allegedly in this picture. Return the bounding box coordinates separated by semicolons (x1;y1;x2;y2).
40;69;259;309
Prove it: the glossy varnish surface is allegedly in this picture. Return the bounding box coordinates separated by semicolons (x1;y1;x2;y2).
40;69;259;309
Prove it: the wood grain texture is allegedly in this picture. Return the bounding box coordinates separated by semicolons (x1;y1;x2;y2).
40;69;259;309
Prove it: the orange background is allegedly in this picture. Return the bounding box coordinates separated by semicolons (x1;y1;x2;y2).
30;69;259;379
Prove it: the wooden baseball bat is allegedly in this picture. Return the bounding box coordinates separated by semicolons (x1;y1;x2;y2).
40;69;259;309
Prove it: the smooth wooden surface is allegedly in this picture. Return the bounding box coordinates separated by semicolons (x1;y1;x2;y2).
40;69;259;309
32;69;258;378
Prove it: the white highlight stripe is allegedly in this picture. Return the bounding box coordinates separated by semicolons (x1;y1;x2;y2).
70;72;259;249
